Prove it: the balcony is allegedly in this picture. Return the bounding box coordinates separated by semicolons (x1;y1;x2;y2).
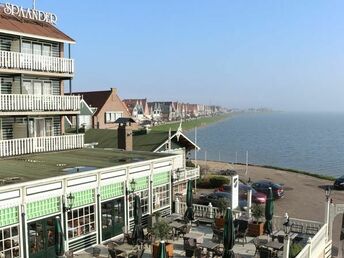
0;94;80;113
173;166;200;185
0;134;84;157
0;50;74;75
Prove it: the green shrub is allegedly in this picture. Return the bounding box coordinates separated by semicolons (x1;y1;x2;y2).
251;204;264;223
289;243;303;258
197;175;229;188
209;176;229;188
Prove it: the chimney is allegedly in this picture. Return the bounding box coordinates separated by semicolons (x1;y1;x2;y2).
116;118;135;151
111;87;117;94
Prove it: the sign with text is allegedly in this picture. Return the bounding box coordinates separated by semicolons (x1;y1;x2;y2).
4;3;57;25
230;174;239;209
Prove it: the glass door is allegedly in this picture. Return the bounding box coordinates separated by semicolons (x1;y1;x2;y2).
34;81;43;96
101;198;125;241
35;119;45;137
28;217;56;258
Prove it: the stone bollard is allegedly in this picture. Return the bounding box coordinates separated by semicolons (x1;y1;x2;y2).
175;197;180;214
208;202;214;218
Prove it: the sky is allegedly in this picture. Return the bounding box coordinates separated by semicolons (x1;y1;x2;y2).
12;0;344;111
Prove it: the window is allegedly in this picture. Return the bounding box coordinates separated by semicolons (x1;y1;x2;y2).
105;112;123;123
153;184;170;210
0;225;20;258
128;190;149;219
67;205;96;239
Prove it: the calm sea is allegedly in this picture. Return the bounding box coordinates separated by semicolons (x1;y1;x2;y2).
186;112;344;178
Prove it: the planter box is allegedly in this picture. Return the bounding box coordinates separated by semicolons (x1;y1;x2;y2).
248;222;264;237
215;217;225;228
152;242;174;258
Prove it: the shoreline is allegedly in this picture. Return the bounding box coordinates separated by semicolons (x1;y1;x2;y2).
200;160;336;181
151;113;233;132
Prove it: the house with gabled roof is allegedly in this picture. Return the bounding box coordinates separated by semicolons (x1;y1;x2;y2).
73;88;130;129
122;98;150;123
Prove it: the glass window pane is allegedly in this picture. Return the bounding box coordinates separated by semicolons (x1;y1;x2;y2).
22;80;33;95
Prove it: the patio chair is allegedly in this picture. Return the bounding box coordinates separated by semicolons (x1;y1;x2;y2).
212;228;224;243
108;248;117;258
93;247;101;257
253;238;267;256
290;223;303;234
235;223;248;246
65;251;74;258
177;224;192;239
258;247;273;258
128;248;145;258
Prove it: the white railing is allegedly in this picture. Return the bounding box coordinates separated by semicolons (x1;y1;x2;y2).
0;134;84;157
0;94;80;112
176;201;242;219
173;166;200;185
272;216;323;232
295;224;327;258
0;50;74;74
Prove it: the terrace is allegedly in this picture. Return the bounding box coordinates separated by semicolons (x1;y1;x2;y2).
76;202;328;258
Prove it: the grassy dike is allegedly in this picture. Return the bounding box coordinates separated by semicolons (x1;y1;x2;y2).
220;161;336;181
152;113;232;132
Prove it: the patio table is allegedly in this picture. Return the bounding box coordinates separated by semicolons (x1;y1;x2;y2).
164;213;183;223
184;232;204;244
199;240;219;251
113;243;138;258
272;230;298;242
264;241;284;251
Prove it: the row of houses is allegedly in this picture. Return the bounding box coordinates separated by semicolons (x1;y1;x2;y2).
67;88;227;129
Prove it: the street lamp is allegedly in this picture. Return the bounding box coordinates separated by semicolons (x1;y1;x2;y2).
283;212;290;234
63;193;75;212
325;186;331;201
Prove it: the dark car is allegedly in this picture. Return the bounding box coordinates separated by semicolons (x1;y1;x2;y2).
198;192;248;211
218;184;267;204
251;180;285;199
334;176;344;190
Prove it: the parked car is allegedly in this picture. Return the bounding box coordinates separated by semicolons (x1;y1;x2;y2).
218;184;267;204
334;176;344;190
197;192;248;211
250;180;285;199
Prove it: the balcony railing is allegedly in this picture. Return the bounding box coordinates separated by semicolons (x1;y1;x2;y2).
0;134;84;157
173;166;200;185
0;94;80;112
0;50;74;74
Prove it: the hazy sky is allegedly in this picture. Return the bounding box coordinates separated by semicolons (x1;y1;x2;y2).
14;0;344;111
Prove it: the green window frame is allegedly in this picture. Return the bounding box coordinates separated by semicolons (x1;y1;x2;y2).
72;189;95;208
153;171;170;187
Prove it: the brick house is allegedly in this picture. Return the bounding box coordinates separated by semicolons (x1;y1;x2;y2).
74;88;130;129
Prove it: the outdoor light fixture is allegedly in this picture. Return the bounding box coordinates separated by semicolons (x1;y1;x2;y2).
325;186;331;201
63;193;75;212
172;169;181;182
127;178;136;195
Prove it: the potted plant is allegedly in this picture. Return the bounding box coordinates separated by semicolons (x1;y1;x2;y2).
214;198;229;228
248;204;264;236
152;220;174;258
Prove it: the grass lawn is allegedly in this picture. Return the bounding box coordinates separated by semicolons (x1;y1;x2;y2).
151;113;231;132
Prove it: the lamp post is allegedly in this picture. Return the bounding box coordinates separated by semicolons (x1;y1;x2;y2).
324;186;331;240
